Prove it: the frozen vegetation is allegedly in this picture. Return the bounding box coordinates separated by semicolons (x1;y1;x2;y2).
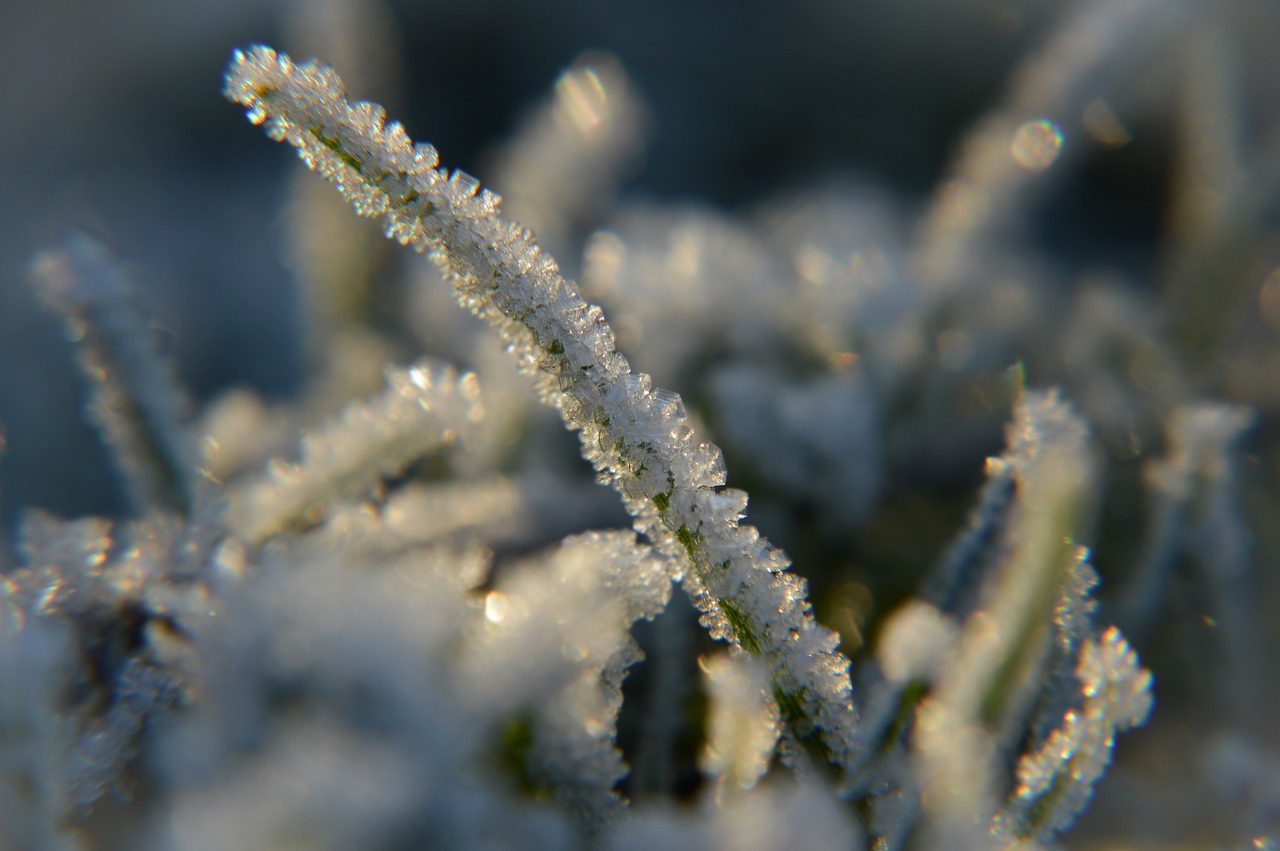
1;0;1278;848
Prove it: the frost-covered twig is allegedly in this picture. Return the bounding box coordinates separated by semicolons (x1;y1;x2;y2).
224;358;484;544
225;45;858;774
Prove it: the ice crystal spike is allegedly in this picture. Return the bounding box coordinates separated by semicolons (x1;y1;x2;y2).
30;234;197;516
226;44;860;777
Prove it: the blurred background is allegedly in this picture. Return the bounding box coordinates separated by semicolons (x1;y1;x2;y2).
0;0;1212;523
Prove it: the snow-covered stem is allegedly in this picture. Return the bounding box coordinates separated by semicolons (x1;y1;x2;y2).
224;358;485;544
225;44;859;775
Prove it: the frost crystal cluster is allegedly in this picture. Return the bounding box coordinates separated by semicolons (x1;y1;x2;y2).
3;3;1277;849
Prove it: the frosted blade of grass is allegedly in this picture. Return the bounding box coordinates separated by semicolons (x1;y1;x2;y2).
225;45;859;775
534;533;679;834
2;505;217;845
61;657;183;811
1121;403;1254;634
224;359;484;544
488;52;645;251
467;531;680;833
700;653;780;802
920;459;1016;617
30;234;197;516
380;475;524;543
994;627;1152;843
913;391;1098;844
936;391;1096;731
1121;402;1257;717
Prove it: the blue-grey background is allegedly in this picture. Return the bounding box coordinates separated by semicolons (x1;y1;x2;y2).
0;0;1204;526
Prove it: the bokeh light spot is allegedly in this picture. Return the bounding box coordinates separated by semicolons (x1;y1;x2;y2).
1011;119;1064;171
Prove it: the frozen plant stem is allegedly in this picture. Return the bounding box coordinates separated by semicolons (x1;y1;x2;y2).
224;45;858;774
